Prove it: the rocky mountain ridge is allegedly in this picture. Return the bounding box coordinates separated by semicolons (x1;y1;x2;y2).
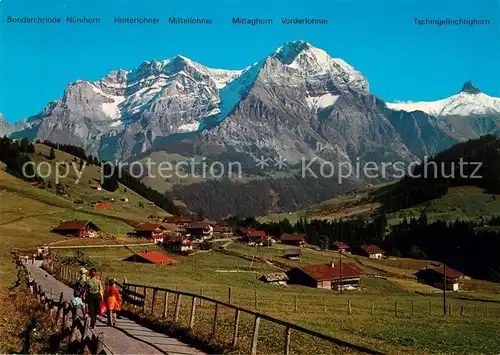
9;41;500;168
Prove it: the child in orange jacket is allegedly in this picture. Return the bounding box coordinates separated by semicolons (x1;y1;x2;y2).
104;279;122;326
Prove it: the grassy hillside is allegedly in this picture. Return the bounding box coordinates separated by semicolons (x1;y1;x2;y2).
259;183;500;224
0;143;172;286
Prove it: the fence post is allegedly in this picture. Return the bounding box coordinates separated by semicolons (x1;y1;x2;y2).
228;286;232;304
38;285;43;303
395;300;398;317
371;303;375;317
69;313;79;343
80;317;90;353
232;309;240;347
323;297;327;313
189;297;197;330
212;303;219;336
62;304;68;331
294;295;298;312
174;294;182;323
284;325;292;355
200;288;203;307
55;292;63;323
151;288;158;315
449;303;452;316
348;299;352;315
250;315;261;355
460;305;464;316
142;287;147;313
163;292;169;318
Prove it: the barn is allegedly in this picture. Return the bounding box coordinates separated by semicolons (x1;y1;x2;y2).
287;262;363;290
51;220;101;238
260;272;288;285
280;233;307;247
415;264;469;291
123;251;177;265
352;245;385;259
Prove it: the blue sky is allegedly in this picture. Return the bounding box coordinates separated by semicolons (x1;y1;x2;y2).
1;0;499;123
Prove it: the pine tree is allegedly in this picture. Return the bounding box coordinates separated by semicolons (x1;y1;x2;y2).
49;147;56;160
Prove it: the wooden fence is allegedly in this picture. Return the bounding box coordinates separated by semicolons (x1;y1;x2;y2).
20;258;108;354
120;282;383;355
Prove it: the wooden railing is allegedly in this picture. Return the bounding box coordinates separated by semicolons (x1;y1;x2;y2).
121;282;384;355
19;258;109;354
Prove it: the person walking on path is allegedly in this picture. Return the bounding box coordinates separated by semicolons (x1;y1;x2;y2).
86;268;104;329
70;290;85;318
75;267;88;314
104;278;122;326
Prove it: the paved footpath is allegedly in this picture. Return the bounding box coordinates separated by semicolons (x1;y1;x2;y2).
26;261;206;355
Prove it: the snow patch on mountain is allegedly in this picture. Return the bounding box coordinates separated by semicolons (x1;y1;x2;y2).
387;92;500;117
306;93;339;110
178;122;200;132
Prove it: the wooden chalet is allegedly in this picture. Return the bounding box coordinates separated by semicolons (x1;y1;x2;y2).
164;236;194;253
287;262;363;290
352;245;385;259
185;223;213;239
280;233;307;247
238;228;267;245
415;264;469;291
51;220;100;238
123;251;176;265
211;224;232;235
134;224;168;243
260;272;288;285
284;248;301;260
333;241;350;252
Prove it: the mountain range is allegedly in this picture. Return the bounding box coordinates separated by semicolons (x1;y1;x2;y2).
4;40;500;216
8;41;500;165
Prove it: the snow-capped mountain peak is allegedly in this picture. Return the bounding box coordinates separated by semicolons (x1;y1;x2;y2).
271;41;369;93
387;82;500;117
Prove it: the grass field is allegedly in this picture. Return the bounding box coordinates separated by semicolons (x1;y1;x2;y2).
53;242;500;354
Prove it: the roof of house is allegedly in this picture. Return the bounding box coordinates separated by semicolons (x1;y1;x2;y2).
296;263;363;282
280;234;307;242
212;225;232;232
359;245;385;255
284;248;301;256
129;251;177;265
52;220;100;231
420;264;465;279
134;224;167;232
334;241;350;249
238;228;266;238
260;272;289;282
185;223;211;230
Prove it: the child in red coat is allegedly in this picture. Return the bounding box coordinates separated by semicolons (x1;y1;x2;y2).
103;279;122;326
